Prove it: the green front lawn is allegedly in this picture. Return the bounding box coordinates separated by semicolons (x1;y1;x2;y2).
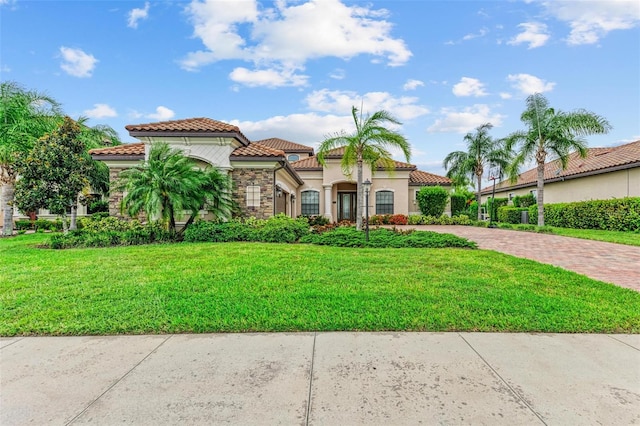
545;226;640;247
1;233;638;335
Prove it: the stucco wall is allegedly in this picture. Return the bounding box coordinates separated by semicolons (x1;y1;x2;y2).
481;168;640;204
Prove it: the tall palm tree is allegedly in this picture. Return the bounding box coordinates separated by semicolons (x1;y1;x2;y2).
0;81;61;235
116;142;231;234
505;93;611;226
317;106;411;230
443;123;511;220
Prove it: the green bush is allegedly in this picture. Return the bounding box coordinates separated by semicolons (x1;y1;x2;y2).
450;193;467;217
298;215;329;226
300;226;476;249
467;201;479;220
88;200;109;214
486;197;508;221
416;186;449;217
14;219;34;230
527;198;640;231
513;194;536;208
47;222;178;249
497;206;529;224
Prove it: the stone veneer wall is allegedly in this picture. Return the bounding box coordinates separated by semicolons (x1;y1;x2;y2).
231;168;274;219
108;167;127;219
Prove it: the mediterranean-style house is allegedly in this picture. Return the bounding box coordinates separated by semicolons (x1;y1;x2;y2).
87;117;452;222
480;140;640;204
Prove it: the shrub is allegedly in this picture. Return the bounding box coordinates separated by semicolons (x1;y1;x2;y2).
369;214;408;225
468;201;479;220
486;197;508;221
416;186;449;217
497;206;529;224
513;194;536;208
298;215;329;226
88;200;109;214
527;198;640;231
450;193;467;217
300;226;476;249
14;219;34;230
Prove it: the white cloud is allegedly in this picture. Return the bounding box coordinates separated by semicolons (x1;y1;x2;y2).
181;0;411;86
499;92;512;99
0;65;10;73
146;106;175;120
428;104;504;134
229;66;308;87
83;103;117;119
508;22;550;49
462;27;489;41
540;0;640;45
507;73;555;95
329;68;346;80
59;47;98;78
128;2;150;29
305;89;429;121
403;79;424;91
452;77;488;97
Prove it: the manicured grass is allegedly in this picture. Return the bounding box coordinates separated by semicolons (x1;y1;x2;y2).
1;233;638;335
545;226;640;247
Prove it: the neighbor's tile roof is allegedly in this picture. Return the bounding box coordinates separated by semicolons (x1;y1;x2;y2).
89;142;145;158
290;156;323;170
409;170;453;185
254;138;314;153
481;139;640;193
230;143;285;158
294;147;416;171
125;117;251;145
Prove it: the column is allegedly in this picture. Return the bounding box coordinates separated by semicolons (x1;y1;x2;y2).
323;184;332;222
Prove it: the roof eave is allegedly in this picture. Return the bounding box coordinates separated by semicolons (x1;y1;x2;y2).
91;154;144;161
128;131;250;145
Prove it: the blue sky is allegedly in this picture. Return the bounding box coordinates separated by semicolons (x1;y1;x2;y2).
2;0;639;176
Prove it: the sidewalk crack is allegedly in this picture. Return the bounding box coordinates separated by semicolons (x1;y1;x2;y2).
305;332;317;426
459;333;548;425
65;335;173;425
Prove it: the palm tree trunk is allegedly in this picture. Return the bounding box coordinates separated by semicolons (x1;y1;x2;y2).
1;181;15;236
356;158;363;231
476;173;483;221
536;161;545;227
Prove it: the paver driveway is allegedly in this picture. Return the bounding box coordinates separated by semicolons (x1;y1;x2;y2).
397;225;640;292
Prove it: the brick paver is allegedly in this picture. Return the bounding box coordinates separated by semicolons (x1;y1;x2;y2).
397;225;640;292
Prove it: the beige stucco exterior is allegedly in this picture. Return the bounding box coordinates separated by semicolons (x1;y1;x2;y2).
481;167;640;205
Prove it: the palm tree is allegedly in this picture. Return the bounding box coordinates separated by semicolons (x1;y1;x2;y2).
443;123;511;221
116;142;231;234
505;93;611;226
317;106;411;230
0;81;61;235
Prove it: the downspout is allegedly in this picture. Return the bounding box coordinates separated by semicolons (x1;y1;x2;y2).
274;162;285;216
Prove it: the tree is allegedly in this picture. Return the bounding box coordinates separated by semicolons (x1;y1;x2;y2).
116;142;231;234
443;123;511;220
317;106;411;230
0;81;61;235
505;93;611;226
14;117;90;233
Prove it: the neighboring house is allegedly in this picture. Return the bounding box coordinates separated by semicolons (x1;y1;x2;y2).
480;140;640;204
88;117;451;221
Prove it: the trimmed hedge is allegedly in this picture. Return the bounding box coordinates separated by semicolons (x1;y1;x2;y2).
486;197;508;220
450;193;467;216
299;226;477;249
497;207;529;224
416;186;449;217
513;194;536;208
527;198;640;231
407;214;473;226
369;214;408;225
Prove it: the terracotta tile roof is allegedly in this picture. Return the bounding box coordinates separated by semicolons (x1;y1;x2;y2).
230;143;285;158
254;138;314;153
304;147;416;171
410;170;453;185
89;142;145;159
482;140;640;193
125;117;250;145
290;156;323;170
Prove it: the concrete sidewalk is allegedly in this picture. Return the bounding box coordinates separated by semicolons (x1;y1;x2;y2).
2;333;639;425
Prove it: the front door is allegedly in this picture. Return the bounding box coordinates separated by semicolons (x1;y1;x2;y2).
337;192;357;222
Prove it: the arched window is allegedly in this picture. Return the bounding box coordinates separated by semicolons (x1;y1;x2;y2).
375;190;394;214
288;154;300;162
301;190;320;215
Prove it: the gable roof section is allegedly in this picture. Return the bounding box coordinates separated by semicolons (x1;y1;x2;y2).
89;142;145;160
409;170;453;186
254;138;314;154
125;117;251;145
481;140;640;194
230;144;285;159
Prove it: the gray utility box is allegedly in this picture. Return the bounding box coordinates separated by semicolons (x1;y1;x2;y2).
521;210;529;224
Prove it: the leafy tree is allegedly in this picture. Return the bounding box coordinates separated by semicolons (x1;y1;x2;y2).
116;142;231;234
14;117;90;233
317;106;411;230
417;186;449;216
505;93;611;226
443;123;511;220
0;81;61;235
